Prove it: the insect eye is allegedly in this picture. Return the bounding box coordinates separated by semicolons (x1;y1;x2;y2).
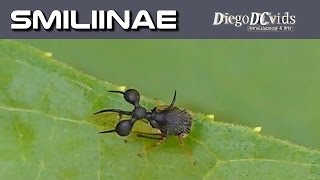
115;120;133;136
124;89;140;106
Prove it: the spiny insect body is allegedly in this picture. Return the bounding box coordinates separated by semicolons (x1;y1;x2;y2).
94;89;192;141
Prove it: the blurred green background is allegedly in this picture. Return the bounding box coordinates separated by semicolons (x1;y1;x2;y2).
18;40;320;149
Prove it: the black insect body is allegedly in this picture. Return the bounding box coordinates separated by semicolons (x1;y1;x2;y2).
148;107;192;136
94;89;192;141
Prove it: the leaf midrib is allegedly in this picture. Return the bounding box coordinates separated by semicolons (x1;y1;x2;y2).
0;104;92;126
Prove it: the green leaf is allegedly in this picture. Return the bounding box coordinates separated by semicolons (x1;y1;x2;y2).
0;40;319;180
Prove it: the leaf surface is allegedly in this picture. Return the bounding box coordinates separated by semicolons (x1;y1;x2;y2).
0;40;319;180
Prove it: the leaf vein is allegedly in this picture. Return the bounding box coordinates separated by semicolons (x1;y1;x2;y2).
202;158;320;179
0;104;93;126
188;135;220;161
97;137;102;180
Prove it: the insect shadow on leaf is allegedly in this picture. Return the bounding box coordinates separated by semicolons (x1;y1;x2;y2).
93;89;196;165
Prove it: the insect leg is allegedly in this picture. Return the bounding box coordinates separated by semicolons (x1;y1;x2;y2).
178;135;185;145
140;119;149;124
137;135;166;157
135;130;165;140
132;131;163;136
93;109;132;115
177;135;197;166
118;114;123;122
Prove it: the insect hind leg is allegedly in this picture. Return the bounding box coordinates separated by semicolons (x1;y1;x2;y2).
177;134;197;166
